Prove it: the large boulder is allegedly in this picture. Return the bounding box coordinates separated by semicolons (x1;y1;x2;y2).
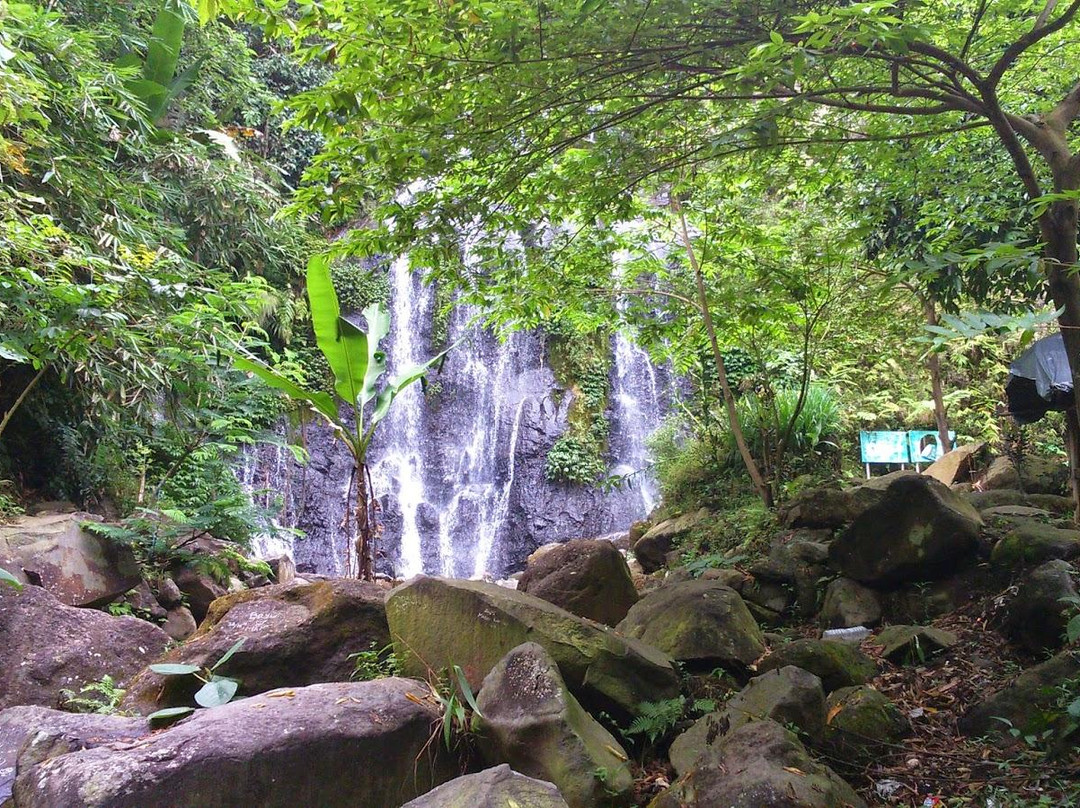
990;520;1080;565
819;577;882;628
1016;455;1070;496
781;487;857;529
822;685;908;762
651;719;866;808
1005;560;1078;653
0;707;149;806
631;509;709;573
518;539;639;626
387;577;679;716
749;531;831;620
967;489;1074;515
757;639;877;694
122;579;389;714
0;584;168;710
476;643;632;808
722;666;825;744
923;442;985;486
402;766;570;808
0;513;140;607
615;580;765;672
829;475;983;586
979;457;1021;491
960;649;1080;738
170;564;228;623
12;679;454;808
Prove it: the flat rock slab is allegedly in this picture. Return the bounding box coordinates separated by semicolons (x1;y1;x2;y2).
0;584;168;710
387;576;679;716
0;513;140;607
14;679;454;808
0;707;149;805
402;765;570;808
122;579;389;713
872;625;957;664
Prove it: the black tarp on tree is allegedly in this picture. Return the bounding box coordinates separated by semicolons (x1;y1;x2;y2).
1006;333;1074;424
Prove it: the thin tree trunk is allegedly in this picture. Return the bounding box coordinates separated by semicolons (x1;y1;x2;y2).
355;462;376;580
922;297;952;453
672;198;773;508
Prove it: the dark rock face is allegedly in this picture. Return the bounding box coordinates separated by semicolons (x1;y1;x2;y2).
0;584;168;710
961;650;1080;738
401;765;570;808
652;719;866;808
13;679;455;808
1005;560;1078;653
387;576;679;717
122;579;389;714
757;639;877;694
518;539;639;626
476;642;632;808
829;475;983;586
615;580;765;672
0;513;141;607
0;707;150;805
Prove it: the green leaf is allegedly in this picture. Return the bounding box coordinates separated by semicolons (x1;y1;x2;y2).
1067;614;1080;645
210;638;245;672
358;302;391;405
307;255;366;406
150;663;201;676
453;664;482;718
363;338;459;447
0;566;22;590
148;706;195;724
195;676;239;708
230;355;339;425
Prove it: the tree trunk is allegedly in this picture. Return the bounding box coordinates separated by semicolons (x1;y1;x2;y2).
923;297;952;454
1042;197;1080;520
354;462;376;580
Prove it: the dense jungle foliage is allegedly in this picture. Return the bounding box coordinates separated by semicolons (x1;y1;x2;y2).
0;0;1076;532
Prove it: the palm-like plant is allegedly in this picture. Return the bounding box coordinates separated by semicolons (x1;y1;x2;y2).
234;256;451;579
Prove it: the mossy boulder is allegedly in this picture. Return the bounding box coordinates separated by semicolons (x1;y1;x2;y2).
966;489;1074;515
991;521;1080;566
651;720;866;808
960;649;1080;738
387;577;679;717
518;539;639;626
829;475;983;586
819;578;882;629
122;579;389;714
615;580;765;672
724;665;826;743
631;509;709;573
402;766;569;808
476;643;632;808
823;686;908;761
1005;560;1078;653
757;638;877;694
872;625;956;665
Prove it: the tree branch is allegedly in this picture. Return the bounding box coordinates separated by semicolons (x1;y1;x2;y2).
986;0;1080;88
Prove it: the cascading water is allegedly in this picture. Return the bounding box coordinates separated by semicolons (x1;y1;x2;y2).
238;259;674;579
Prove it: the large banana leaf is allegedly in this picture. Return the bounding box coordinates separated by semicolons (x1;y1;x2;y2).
231;356;340;427
141;0;186;119
307;255;369;407
356;302;391;405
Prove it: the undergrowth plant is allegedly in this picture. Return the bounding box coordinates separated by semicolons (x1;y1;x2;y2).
60;675;126;716
622;696;716;751
147;638;246;725
429;664;484;752
349;642;401;681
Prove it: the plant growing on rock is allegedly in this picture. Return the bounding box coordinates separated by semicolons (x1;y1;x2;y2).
0;567;21;590
233;255;454;579
147;638;246;725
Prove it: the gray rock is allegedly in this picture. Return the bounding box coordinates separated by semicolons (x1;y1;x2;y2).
155;576;183;607
979;457;1021;491
961;649;1080;738
872;625;957;664
123;579;389;714
966;489;1074;515
781;487;857;529
829;475;983;586
632;510;709;573
267;555;295;585
518;539;638;626
0;707;149;806
652;719;866;808
476;643;632;808
820;578;882;628
616;580;765;671
0;513;141;607
0;584;168;710
170;564;227;623
387;576;679;717
822;685;908;761
162;605;197;642
758;639;877;694
402;765;570;808
13;679;455;808
724;666;826;744
1016;455;1070;496
923;442;986;486
1006;560;1078;653
991;520;1080;565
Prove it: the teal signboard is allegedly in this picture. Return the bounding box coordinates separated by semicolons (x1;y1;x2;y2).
859;430;956;465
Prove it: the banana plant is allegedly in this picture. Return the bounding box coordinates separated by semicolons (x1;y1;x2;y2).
233;255;453;579
119;0;202;123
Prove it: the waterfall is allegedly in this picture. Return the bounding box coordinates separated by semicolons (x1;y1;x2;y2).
238;258;673;579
